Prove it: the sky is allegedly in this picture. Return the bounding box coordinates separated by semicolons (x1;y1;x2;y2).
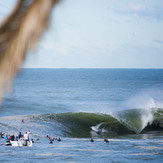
0;0;163;68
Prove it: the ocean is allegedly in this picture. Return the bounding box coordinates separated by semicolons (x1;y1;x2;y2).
0;69;163;162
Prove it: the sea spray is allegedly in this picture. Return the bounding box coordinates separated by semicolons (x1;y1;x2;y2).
123;90;163;132
125;89;163;109
140;98;156;131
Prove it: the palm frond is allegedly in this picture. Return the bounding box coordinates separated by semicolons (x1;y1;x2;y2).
0;0;60;102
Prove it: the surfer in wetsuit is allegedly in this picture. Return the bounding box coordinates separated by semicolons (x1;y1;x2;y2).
90;138;94;142
10;135;15;141
104;139;109;143
18;132;23;139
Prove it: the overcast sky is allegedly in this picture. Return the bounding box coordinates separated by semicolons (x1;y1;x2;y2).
0;0;163;68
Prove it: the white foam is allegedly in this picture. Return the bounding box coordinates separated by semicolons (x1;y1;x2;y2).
141;108;154;130
125;89;163;131
91;123;108;133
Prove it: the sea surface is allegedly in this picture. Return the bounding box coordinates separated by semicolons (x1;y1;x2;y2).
0;69;163;162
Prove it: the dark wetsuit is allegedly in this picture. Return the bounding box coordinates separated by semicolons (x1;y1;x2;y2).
18;132;23;139
10;135;15;141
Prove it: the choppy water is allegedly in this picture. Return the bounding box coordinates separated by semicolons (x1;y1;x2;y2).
0;69;163;162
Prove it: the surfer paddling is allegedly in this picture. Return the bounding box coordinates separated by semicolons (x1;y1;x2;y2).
90;138;94;142
104;139;109;143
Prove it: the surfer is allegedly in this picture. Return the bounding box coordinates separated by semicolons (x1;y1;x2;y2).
104;139;109;143
23;132;29;146
90;138;94;142
49;137;53;144
24;132;29;141
18;132;23;139
0;132;4;138
98;128;102;134
4;135;9;140
10;135;15;141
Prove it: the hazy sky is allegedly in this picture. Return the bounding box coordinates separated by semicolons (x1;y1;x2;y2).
0;0;163;68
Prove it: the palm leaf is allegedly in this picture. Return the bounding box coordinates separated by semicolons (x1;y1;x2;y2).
0;0;60;101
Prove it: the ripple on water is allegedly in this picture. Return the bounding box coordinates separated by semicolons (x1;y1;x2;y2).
35;153;77;157
129;152;158;156
137;146;163;150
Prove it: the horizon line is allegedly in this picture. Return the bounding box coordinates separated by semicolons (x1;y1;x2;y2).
21;67;163;69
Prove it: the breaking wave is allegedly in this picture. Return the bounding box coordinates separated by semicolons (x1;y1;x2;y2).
39;108;163;137
0;108;163;138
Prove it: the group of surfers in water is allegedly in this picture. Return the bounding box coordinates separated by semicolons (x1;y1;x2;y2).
0;131;34;146
0;131;31;140
90;138;109;143
0;127;109;146
46;135;62;144
5;131;30;141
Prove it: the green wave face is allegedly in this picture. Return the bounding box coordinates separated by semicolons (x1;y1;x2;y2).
44;112;134;137
41;109;163;138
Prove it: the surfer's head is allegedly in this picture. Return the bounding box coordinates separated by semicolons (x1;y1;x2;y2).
104;139;109;143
